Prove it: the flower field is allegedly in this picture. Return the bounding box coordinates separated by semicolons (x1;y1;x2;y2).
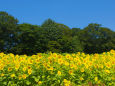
0;50;115;86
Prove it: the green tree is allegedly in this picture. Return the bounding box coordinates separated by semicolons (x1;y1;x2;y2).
78;23;115;53
71;28;81;37
70;36;83;52
47;41;61;53
41;19;72;52
10;23;40;55
0;11;18;52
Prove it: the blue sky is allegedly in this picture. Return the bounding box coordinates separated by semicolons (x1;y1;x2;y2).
0;0;115;31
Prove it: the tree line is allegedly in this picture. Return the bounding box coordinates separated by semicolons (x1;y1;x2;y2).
0;11;115;55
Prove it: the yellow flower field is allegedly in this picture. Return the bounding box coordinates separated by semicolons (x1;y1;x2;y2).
0;50;115;86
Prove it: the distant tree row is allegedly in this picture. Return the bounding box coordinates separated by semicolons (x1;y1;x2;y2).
0;11;115;55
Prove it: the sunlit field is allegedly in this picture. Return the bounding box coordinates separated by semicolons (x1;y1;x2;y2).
0;50;115;86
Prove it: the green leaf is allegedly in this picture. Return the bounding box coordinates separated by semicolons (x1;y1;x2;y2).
3;81;7;85
26;81;31;85
0;77;2;81
35;78;39;82
32;76;36;79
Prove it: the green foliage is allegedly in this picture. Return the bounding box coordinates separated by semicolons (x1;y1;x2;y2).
71;36;83;52
10;23;41;55
72;28;81;37
0;11;115;55
0;11;18;52
47;41;61;53
78;23;115;53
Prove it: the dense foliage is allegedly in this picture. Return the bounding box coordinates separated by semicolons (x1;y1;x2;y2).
0;11;115;55
0;50;115;86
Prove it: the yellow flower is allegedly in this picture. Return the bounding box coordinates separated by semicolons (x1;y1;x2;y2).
9;53;14;57
65;84;70;86
0;60;2;64
58;59;63;65
0;65;4;70
15;64;20;71
48;67;53;71
105;70;110;74
74;65;78;70
95;77;98;82
57;71;61;76
70;64;74;69
16;55;19;58
63;79;71;86
38;81;42;85
106;63;111;68
22;74;27;79
85;64;89;69
23;67;27;72
112;77;115;80
1;73;4;77
100;65;103;69
69;70;73;75
0;52;4;57
18;75;22;80
8;67;12;72
58;55;62;59
28;69;32;75
27;66;32;70
80;68;84;72
28;58;33;64
80;77;84;81
97;80;101;84
66;54;71;59
35;59;40;63
11;74;15;78
64;79;68;83
64;61;69;66
53;53;57;58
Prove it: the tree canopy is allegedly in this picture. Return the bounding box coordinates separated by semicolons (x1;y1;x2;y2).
0;11;115;55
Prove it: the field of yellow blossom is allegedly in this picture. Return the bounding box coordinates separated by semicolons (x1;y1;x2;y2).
0;50;115;86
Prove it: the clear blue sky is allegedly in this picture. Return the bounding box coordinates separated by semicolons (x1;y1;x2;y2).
0;0;115;31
